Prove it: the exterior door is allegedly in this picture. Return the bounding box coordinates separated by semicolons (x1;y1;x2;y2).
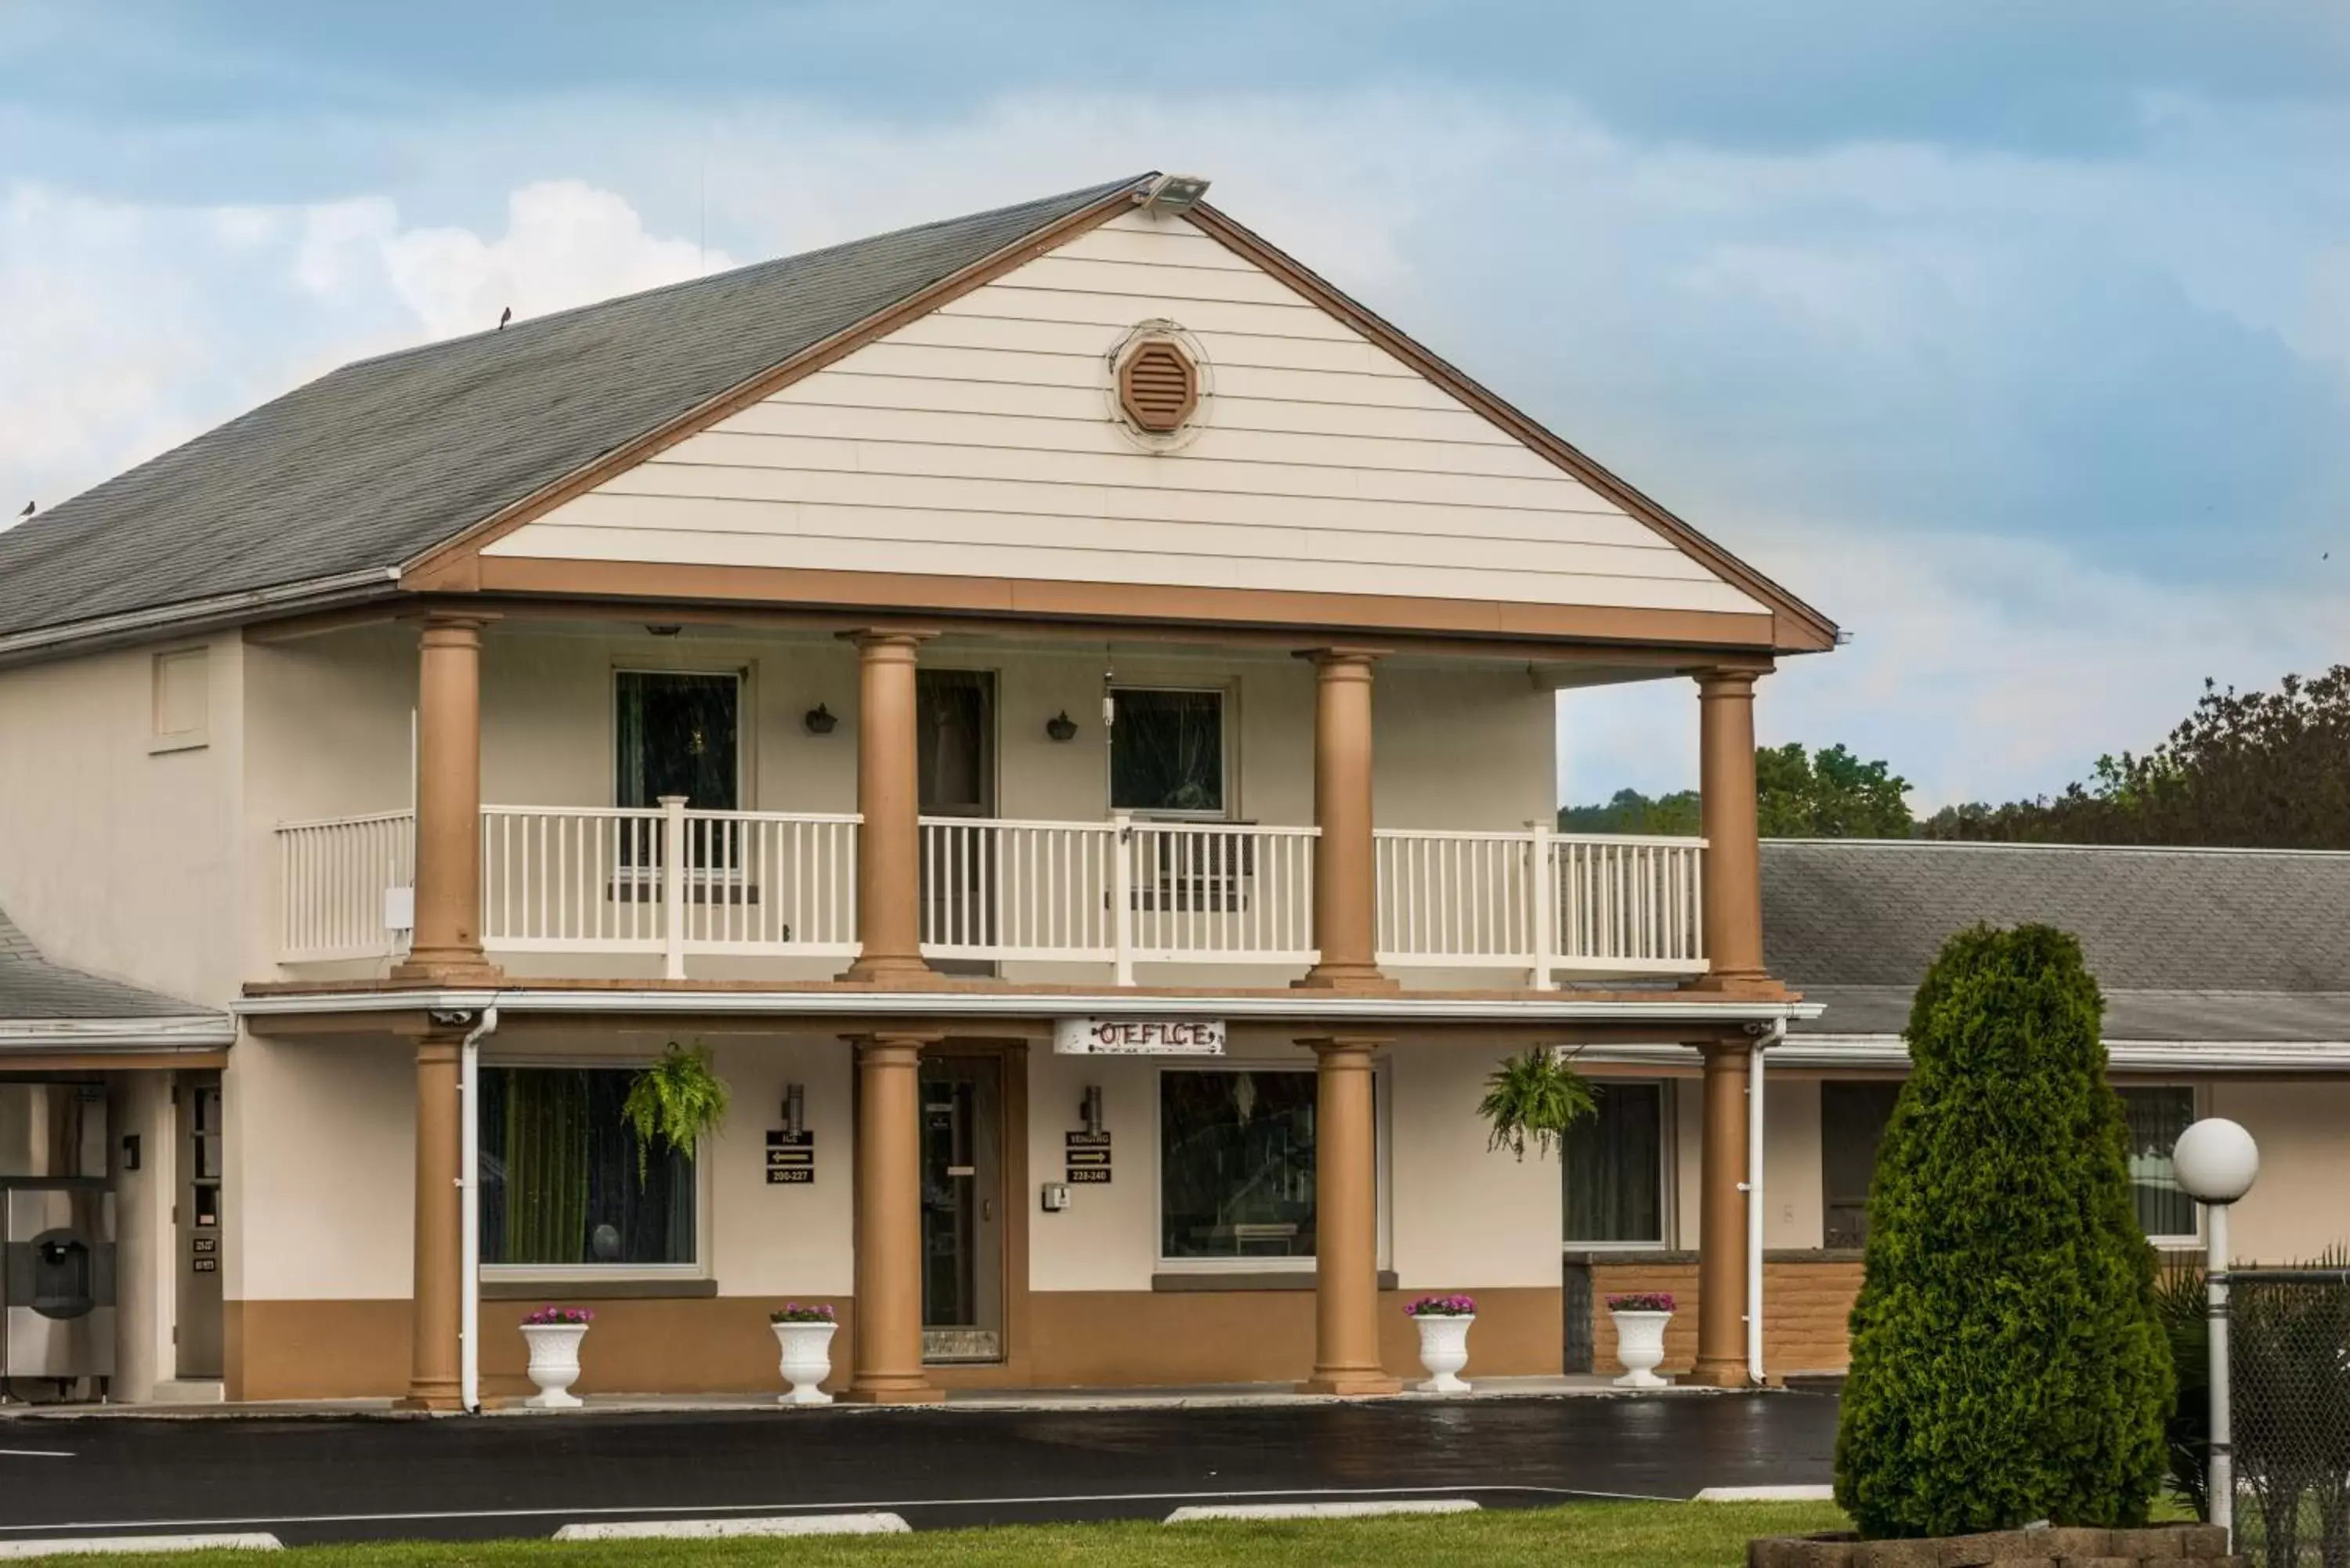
918;1055;1004;1363
916;670;996;965
174;1074;223;1379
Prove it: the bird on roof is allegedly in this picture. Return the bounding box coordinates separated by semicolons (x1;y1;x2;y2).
16;502;30;518
498;306;512;331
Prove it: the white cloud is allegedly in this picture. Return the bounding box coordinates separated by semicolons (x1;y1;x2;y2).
1559;521;2350;814
0;179;725;529
5;85;2343;815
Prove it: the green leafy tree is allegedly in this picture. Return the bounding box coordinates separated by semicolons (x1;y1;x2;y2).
1560;743;1911;838
1756;742;1915;836
1834;924;2172;1538
1923;667;2350;848
1558;786;1701;835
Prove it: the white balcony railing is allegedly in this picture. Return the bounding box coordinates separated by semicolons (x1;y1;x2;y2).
276;807;1706;982
480;804;862;967
277;809;417;963
1374;825;1707;981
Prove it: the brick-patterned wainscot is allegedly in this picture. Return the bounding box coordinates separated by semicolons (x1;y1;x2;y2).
1582;1254;1865;1378
1750;1523;2239;1568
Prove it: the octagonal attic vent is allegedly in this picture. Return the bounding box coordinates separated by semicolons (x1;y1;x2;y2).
1118;339;1198;433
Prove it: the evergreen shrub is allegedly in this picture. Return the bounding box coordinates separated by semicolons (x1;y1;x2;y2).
1833;923;2172;1537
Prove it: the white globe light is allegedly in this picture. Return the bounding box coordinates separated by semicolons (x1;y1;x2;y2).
2171;1117;2260;1205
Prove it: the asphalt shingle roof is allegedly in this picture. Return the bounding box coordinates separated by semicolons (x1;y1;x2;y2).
0;176;1148;642
1763;839;2350;1042
0;906;212;1022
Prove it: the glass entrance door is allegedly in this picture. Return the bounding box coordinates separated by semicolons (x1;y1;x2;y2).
919;1055;1003;1363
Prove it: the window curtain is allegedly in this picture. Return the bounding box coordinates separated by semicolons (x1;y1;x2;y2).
1564;1082;1664;1243
2121;1087;2197;1239
1112;690;1224;814
479;1068;695;1266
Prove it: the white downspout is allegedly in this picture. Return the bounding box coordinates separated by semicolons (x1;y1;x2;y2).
1748;1016;1783;1386
459;1004;499;1414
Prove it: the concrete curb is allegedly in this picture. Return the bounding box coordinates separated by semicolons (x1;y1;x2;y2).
0;1535;284;1558
1166;1500;1480;1523
553;1513;912;1540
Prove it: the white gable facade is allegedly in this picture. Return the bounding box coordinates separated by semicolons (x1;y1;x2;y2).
485;209;1769;620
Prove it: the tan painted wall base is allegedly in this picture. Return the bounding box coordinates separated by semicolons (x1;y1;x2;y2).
227;1287;1561;1400
1587;1259;1862;1378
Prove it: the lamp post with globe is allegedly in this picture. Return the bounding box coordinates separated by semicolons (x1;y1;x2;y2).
2170;1117;2261;1545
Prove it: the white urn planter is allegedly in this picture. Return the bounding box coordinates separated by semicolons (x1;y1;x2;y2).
520;1323;589;1409
1412;1313;1476;1393
1610;1309;1673;1389
772;1320;838;1405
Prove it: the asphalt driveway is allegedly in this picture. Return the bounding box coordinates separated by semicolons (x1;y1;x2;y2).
0;1393;1839;1547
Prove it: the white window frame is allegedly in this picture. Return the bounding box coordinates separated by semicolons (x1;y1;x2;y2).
2117;1079;2204;1247
149;645;211;754
1561;1078;1676;1252
1107;683;1235;822
475;1056;714;1285
609;664;752;812
1150;1058;1389;1277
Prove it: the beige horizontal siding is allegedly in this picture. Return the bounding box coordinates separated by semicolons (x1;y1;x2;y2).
491;209;1764;619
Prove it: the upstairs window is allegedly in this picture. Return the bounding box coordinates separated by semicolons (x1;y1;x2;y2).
151;647;209;753
1110;687;1225;817
615;671;739;811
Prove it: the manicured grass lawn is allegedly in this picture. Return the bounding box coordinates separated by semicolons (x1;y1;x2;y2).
19;1501;1848;1567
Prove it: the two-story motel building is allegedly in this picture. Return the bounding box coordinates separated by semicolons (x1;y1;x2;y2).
0;173;1841;1405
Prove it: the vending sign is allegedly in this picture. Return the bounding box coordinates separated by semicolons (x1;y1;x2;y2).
1051;1018;1226;1056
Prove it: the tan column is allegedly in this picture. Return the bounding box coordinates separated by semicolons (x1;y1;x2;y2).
1688;1039;1753;1388
1696;667;1773;994
403;1030;463;1410
1296;649;1394;991
844;1033;942;1404
841;630;936;984
393;613;499;982
1300;1036;1400;1396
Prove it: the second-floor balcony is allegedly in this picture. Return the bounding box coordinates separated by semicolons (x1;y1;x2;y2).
277;803;1708;988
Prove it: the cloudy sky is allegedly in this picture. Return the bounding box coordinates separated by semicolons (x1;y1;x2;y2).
5;2;2345;811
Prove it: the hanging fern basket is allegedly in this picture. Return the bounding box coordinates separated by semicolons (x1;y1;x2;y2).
622;1042;731;1185
1477;1048;1596;1162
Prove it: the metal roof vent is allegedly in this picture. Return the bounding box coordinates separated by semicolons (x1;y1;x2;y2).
1117;338;1198;434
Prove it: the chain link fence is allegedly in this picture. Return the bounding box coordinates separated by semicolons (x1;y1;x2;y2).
2231;1268;2350;1568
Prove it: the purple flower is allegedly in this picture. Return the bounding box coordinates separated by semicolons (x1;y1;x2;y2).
1605;1292;1676;1313
522;1305;593;1326
1405;1293;1477;1317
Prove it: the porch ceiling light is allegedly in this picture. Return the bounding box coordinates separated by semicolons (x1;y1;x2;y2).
804;703;837;736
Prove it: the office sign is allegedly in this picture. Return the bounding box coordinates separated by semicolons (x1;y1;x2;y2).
1052;1018;1226;1056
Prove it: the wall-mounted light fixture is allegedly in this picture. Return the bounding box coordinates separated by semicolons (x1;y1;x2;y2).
646;625;683;638
1046;710;1078;742
1080;1084;1104;1136
803;703;837;736
782;1083;806;1138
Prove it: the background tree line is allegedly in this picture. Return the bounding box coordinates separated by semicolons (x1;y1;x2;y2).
1560;664;2350;848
